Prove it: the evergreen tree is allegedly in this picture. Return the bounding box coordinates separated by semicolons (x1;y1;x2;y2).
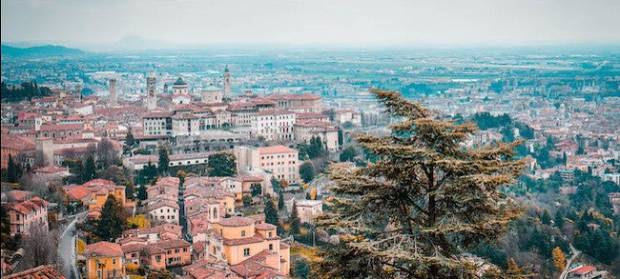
125;129;135;147
264;196;282;235
293;258;310;279
242;195;252;207
95;196;127;241
541;210;551;225
552;247;566;272
290;201;301;235
278;191;285;211
124;129;135;154
137;184;147;200
6;155;20;183
339;146;358;162
207;152;237;177
315;89;525;278
0;205;10;248
555;212;565;228
82;155;97;182
158;146;170;175
271;177;282;193
299;161;315;183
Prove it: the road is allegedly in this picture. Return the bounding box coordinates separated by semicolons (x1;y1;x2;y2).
559;244;580;279
58;212;86;279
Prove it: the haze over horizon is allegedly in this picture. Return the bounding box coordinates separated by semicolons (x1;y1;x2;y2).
2;0;620;51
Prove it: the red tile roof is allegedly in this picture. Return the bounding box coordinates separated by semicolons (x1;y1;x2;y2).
84;241;123;257
216;216;254;227
569;265;595;275
258;145;296;155
4;265;65;279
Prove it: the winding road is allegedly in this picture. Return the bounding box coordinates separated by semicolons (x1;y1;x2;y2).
559;244;580;279
58;212;86;279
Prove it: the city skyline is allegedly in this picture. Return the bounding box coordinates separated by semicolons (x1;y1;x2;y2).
2;0;620;50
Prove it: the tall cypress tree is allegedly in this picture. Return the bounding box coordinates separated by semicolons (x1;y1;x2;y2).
6;155;20;183
278;191;285;211
95;195;127;241
158;146;170;175
264;196;282;235
315;89;525;278
290;201;301;235
82;155;97;182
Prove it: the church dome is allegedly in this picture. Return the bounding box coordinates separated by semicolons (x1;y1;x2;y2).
174;77;187;86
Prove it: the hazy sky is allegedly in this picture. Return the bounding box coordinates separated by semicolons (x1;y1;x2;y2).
2;0;619;48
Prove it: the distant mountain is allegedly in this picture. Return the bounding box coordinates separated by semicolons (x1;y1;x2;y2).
1;44;84;57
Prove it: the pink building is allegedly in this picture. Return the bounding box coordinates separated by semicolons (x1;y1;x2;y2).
6;196;49;236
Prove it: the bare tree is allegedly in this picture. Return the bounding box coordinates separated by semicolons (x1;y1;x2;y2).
20;224;58;270
97;138;119;168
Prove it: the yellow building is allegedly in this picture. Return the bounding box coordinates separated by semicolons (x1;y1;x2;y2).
84;241;126;279
208;216;290;275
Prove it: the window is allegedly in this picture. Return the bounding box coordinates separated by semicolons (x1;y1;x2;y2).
241;230;245;237
269;244;273;250
243;248;250;256
268;232;272;238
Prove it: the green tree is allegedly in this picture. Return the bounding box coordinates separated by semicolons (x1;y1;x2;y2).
123;129;135;154
158;146;170;175
82;155;97;182
339;146;358;162
137;184;147;201
315;89;525;278
541;210;551;225
0;205;10;248
290;201;301;235
207;152;237;177
250;184;262;197
554;212;565;228
125;181;135;200
271;177;282;194
307;136;325;159
6;155;20;183
299;161;315;183
264;196;282;235
293;258;310;279
95;195;127;241
242;195;252;207
278;191;285;211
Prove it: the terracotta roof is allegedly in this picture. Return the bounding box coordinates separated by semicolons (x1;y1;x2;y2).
1;134;36;151
84;241;123;257
4;265;65;279
7;197;48;215
255;223;276;230
63;185;91;201
223;235;264;246
258;145;296;155
256;109;294;116
216;216;254;227
121;243;146;254
147;200;179;211
5;190;33;202
230;250;283;278
266;93;320;101
569;265;596;275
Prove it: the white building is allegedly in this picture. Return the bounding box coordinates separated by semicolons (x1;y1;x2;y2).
294;120;339;152
250;110;295;142
286;199;323;224
235;145;300;184
148;200;180;225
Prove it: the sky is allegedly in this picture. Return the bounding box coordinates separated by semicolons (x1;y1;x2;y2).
2;0;620;49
